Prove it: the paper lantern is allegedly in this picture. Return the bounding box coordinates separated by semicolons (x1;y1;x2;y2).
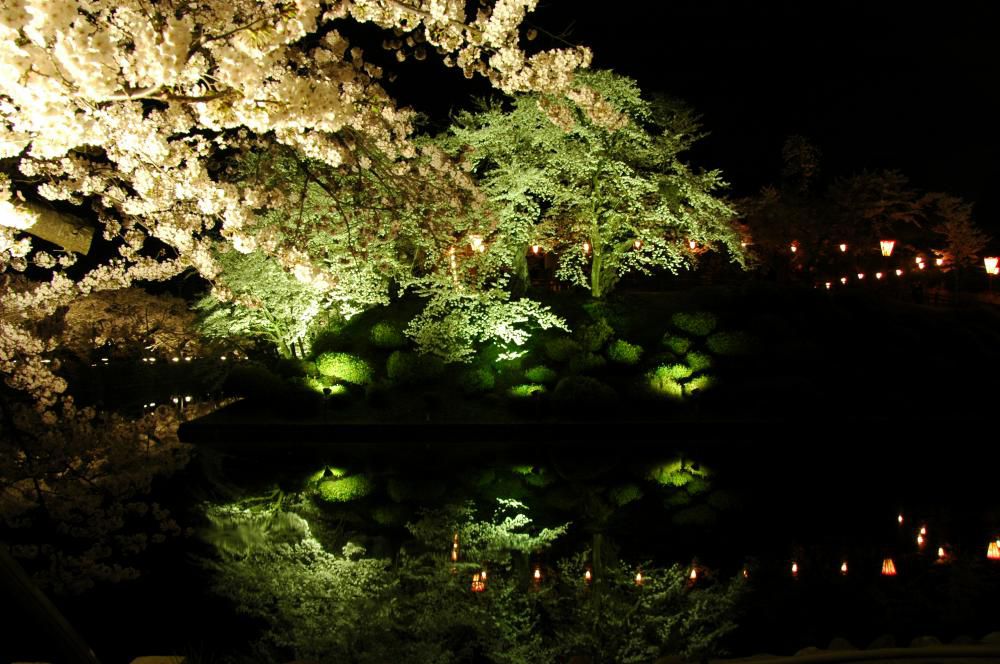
985;257;999;275
839;243;847;252
471;572;486;593
896;269;904;276
840;561;848;575
634;571;644;586
582;241;590;254
825;282;832;289
451;533;459;562
790;243;798;253
875;272;883;280
916;533;925;548
791;562;799;578
689;240;697;249
935;258;944;266
881;558;897;576
689;567;698;582
634;239;642;250
533;566;542;583
898;514;904;525
531;244;540;255
988;540;1000;560
840;277;847;285
880;240;896;257
584;568;592;584
857;273;865;280
919;525;927;536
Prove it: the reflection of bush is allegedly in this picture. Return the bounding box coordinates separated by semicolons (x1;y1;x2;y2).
671;311;718;337
317;475;375;503
607;339;643;365
316;352;374;385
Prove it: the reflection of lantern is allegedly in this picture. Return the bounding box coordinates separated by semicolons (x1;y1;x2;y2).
839;243;847;252
584;568;592;584
471;572;486;593
985;257;1000;275
880;240;896;257
988;540;1000;560
634;571;644;586
881;558;897;576
840;561;848;575
451;533;459;562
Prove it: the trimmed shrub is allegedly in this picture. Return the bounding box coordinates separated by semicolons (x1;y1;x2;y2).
649;364;692;399
662;334;692;355
685;351;713;373
317;475;375;503
706;330;753;356
524;365;559;384
544;337;581;363
568;352;606;374
457;366;495;393
574;318;614;351
386;350;444;385
686;374;714;394
315;352;373;385
654;363;693;381
607;339;643;365
671;311;718;337
369;321;407;349
508;383;546;398
552;376;618;405
609;483;644;507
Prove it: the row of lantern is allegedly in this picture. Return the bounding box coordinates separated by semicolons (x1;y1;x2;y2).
791;239;1000;275
451;531;1000;593
790;240;898;256
526;239;701;257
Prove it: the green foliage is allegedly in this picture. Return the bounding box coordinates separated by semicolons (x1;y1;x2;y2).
315;352;374;385
543;337;581;363
686;374;714;394
443;70;746;298
649;460;712;488
662;334;692;355
609;483;644;507
195;250;332;359
371;504;408;527
685;351;713;372
574;318;614;352
607;339;643;365
317;475;376;503
553;376;618;405
523;365;558;384
568;351;607;374
369;321;407;349
508;383;546;398
386;350;444;385
457;366;496;393
706;331;752;356
651;363;693;387
671;311;718;337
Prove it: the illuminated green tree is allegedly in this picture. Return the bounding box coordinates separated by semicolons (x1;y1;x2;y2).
442;70;746;298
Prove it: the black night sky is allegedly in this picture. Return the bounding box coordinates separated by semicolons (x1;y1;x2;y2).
391;0;999;233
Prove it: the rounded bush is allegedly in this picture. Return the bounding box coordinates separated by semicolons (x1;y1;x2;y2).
315;352;373;385
662;334;692;355
685;351;713;373
671;311;718;337
458;366;495;393
568;351;606;374
523;365;559;384
544;337;581;363
369;321;407;349
552;375;618;405
610;483;644;507
686;374;714;394
706;330;753;356
574;318;614;352
508;383;546;398
317;474;375;503
607;339;643;365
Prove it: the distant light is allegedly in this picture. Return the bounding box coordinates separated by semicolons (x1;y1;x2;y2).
935;258;944;266
915;256;923;265
634;239;642;250
172;397;179;404
184;356;192;362
917;261;926;270
689;567;698;582
840;277;847;285
840;561;848;575
896;269;904;276
825;282;832;289
839;243;847;252
882;558;897;576
582;241;590;254
985;257;999;275
898;514;904;525
531;244;540;255
172;357;179;362
220;356;227;361
857;273;864;280
917;533;925;547
875;272;883;280
790;243;798;253
988;540;1000;560
634;570;644;586
184;395;192;402
880;240;895;257
533;567;542;583
689;240;697;249
920;525;927;536
791;562;799;577
584;569;592;584
469;235;485;253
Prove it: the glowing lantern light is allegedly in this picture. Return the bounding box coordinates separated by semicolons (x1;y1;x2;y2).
916;533;925;548
875;272;883;280
988;540;1000;560
915;256;923;265
790;243;798;253
533;567;542;583
880;240;896;257
451;533;459;562
857;273;865;280
917;261;925;270
172;357;179;363
172;397;179;404
584;568;592;584
689;567;698;582
825;282;832;290
791;562;799;578
185;395;192;402
469;235;485;253
689;240;697;249
582;241;590;254
919;525;927;536
896;269;904;276
881;558;897;576
840;561;848;575
471;572;486;593
839;243;847;252
531;244;540;255
840;277;847;285
220;356;227;361
634;239;642;250
742;566;750;579
985;257;1000;276
898;514;904;525
935;258;944;266
635;571;644;586
184;356;192;362
741;241;747;248
937;547;948;563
